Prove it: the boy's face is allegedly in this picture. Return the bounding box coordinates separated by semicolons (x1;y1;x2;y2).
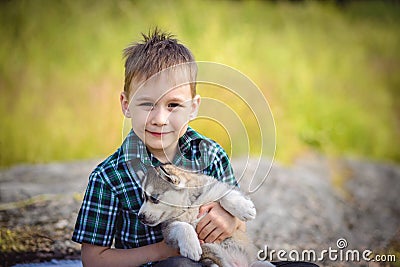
121;73;200;162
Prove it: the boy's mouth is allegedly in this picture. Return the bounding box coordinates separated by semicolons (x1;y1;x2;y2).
146;130;171;137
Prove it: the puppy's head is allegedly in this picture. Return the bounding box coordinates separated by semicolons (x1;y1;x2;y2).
137;165;190;226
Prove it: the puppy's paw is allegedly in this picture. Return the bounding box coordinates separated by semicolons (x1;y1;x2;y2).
235;197;256;221
179;235;202;261
222;192;256;221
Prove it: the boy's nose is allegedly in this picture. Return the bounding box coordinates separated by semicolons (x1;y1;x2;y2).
150;107;169;125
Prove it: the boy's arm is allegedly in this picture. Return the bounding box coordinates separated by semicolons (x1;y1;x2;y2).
196;202;245;243
81;241;179;267
196;137;244;243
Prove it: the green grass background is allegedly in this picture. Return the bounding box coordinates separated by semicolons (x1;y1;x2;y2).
0;0;399;167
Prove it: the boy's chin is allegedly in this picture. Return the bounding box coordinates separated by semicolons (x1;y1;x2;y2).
146;141;179;152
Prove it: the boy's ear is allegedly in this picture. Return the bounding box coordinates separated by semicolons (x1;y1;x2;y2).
189;94;201;120
120;92;132;118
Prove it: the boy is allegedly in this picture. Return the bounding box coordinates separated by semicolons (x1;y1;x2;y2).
72;29;245;266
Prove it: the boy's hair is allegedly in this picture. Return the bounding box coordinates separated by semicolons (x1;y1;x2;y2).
123;28;197;97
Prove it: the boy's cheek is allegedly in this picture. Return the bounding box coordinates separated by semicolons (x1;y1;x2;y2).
129;109;148;123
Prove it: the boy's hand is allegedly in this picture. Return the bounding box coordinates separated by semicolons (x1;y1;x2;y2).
196;202;241;243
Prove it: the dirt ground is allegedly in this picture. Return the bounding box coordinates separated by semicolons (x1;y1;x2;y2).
1;155;399;267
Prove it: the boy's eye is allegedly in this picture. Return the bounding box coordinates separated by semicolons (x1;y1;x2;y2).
140;102;154;107
167;103;181;108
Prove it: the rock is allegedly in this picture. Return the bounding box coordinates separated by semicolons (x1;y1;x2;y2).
233;155;400;266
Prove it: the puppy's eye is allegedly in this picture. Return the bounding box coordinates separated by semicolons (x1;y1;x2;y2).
149;194;160;204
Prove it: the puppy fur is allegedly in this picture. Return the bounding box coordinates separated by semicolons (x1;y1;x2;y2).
137;164;274;267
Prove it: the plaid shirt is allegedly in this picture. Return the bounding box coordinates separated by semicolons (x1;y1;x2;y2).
72;126;236;265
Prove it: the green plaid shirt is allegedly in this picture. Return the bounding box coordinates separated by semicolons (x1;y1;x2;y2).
72;126;236;265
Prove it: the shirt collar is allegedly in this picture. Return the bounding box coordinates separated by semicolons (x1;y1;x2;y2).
119;129;150;166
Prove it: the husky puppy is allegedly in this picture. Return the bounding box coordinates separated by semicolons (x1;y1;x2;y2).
137;164;274;267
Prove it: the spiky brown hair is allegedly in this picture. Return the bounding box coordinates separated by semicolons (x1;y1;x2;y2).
123;28;196;97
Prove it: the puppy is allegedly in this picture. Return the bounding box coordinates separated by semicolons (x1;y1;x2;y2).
137;164;274;267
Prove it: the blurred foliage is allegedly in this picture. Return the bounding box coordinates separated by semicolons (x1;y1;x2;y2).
0;226;52;253
0;0;399;166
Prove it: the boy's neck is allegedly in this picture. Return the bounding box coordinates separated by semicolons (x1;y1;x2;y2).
150;146;178;164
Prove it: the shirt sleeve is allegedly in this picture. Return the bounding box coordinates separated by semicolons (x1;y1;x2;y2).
72;170;119;247
204;141;238;187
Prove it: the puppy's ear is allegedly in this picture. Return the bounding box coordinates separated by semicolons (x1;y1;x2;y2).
159;166;185;188
136;170;145;181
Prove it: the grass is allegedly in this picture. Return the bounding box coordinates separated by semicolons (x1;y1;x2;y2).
0;0;399;167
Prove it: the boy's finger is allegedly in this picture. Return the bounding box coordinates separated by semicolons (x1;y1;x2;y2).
198;220;216;240
216;232;230;243
204;228;224;243
196;215;211;235
197;202;216;217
